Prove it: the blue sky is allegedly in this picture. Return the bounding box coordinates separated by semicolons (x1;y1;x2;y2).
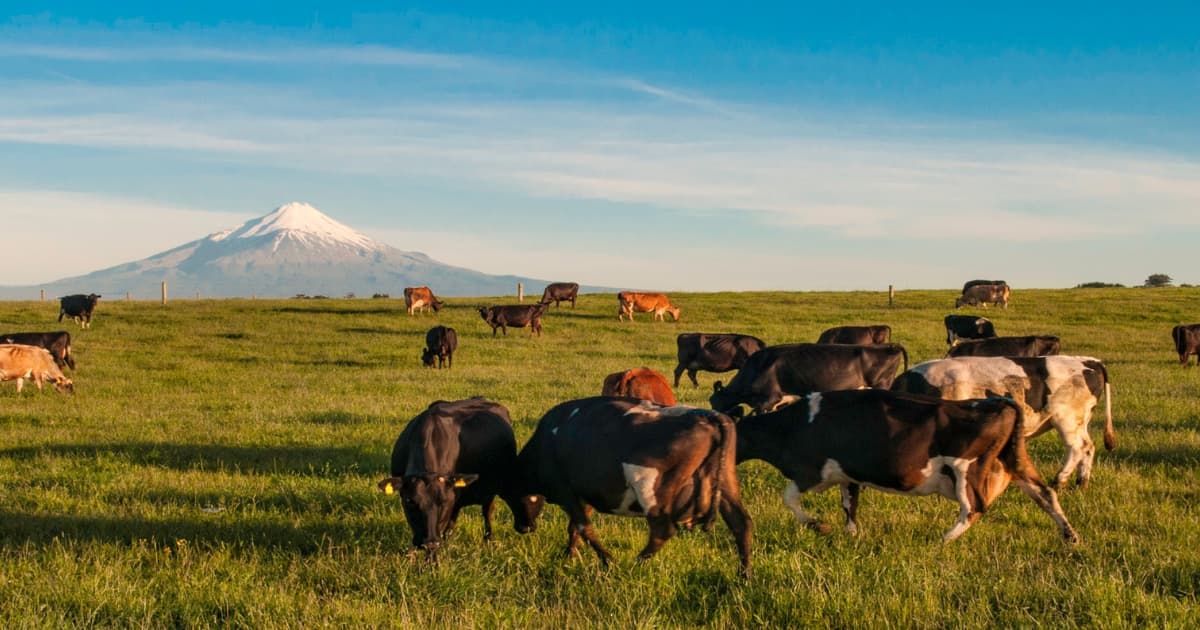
2;3;1198;290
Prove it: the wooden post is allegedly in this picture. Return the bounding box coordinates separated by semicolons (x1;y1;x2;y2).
196;292;200;300
161;281;167;305
518;282;524;303
40;289;45;302
126;292;131;302
888;285;895;307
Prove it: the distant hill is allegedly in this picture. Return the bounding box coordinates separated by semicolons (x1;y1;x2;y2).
0;202;589;299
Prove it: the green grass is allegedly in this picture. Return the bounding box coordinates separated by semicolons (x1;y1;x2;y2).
0;288;1198;628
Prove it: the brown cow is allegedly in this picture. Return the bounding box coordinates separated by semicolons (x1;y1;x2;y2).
601;367;677;406
404;286;445;316
617;292;680;322
0;344;74;394
1172;324;1200;366
956;282;1010;309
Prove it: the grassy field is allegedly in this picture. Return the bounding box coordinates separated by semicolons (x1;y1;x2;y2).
0;288;1198;628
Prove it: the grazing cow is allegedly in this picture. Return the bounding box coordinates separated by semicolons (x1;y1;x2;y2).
478;303;546;337
540;282;580;309
735;389;1079;544
58;294;100;328
947;335;1061;358
956;282;1010;309
601;367;677;406
816;325;891;345
511;397;752;576
403;286;445;316
0;331;74;370
709;343;909;415
944;315;997;346
1171;324;1200;366
376;398;541;559
617;292;680;322
422;326;458;368
674;332;766;388
0;344;74;394
892;355;1116;489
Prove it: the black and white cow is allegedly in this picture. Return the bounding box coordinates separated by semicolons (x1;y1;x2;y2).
673;332;766;388
815;325;891;345
709;343;908;415
1171;324;1200;366
511;397;752;576
946;335;1061;358
944;315;997;346
377;398;541;559
956;282;1009;309
58;294;100;328
735;389;1079;544
0;331;74;370
892;355;1115;489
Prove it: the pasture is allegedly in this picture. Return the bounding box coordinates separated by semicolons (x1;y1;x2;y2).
0;288;1198;627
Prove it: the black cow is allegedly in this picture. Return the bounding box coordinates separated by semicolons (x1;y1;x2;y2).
422;326;458;368
0;331;74;370
58;294;100;328
511;397;752;576
709;343;909;415
735;389;1079;544
674;332;766;388
816;325;891;345
478;304;547;337
1172;324;1200;366
944;315;997;346
377;398;542;559
946;335;1061;358
539;282;579;308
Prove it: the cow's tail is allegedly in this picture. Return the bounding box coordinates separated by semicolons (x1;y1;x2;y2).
1097;363;1116;451
1173;325;1185;358
897;344;909;373
995;397;1032;474
697;411;737;530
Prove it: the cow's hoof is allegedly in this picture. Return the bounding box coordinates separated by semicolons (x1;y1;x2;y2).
808;521;833;535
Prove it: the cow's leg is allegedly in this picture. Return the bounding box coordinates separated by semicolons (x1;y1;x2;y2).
1011;472;1080;544
481;497;495;541
563;503;612;565
637;513;676;562
15;378;23;393
58;310;65;323
840;483;861;535
1073;432;1097;489
686;369;699;388
1051;422;1088;490
942;462;977;542
783;480;832;534
717;496;753;578
672;364;685;388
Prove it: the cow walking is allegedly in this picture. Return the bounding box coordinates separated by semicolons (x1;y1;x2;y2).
478;304;546;337
956;281;1010;309
58;294;100;328
511;398;752;576
893;355;1116;489
617;292;680;322
735;389;1079;544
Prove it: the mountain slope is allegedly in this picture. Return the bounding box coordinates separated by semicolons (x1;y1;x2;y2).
0;202;557;299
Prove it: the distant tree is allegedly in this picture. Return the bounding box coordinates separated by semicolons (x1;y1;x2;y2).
372;293;390;299
1074;282;1125;289
1144;274;1174;288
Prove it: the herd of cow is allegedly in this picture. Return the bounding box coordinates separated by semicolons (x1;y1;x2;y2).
2;284;1196;578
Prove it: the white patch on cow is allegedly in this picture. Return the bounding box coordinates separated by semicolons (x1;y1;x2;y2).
615;463;659;516
807;393;822;423
551;427;558;435
568;408;580;420
782;480;821;524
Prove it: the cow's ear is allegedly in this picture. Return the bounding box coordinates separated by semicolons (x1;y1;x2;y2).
448;474;479;488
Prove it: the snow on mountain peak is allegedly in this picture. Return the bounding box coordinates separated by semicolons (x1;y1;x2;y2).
211;202;379;250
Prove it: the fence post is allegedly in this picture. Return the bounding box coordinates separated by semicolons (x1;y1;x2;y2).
518;282;524;302
126;292;131;302
161;281;167;305
40;289;45;302
888;285;895;307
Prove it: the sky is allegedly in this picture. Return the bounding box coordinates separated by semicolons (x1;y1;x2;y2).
2;3;1198;290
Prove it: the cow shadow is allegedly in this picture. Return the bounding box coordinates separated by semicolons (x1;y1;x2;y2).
292;358;384;368
0;508;399;554
0;443;381;476
1106;444;1200;467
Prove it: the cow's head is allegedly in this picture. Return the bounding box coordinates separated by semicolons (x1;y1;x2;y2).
477;307;490;322
54;376;74;395
954;296;966;309
421;347;437;367
379;473;479;553
667;306;681;321
708;380;739;415
431;298;445;313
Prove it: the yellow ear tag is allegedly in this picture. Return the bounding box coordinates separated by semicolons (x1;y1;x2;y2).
453;479;468;488
384;482;395;495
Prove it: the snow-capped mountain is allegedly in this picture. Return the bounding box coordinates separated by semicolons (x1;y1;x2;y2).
1;202;554;299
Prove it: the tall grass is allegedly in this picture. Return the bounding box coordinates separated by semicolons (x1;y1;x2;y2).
0;288;1197;627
